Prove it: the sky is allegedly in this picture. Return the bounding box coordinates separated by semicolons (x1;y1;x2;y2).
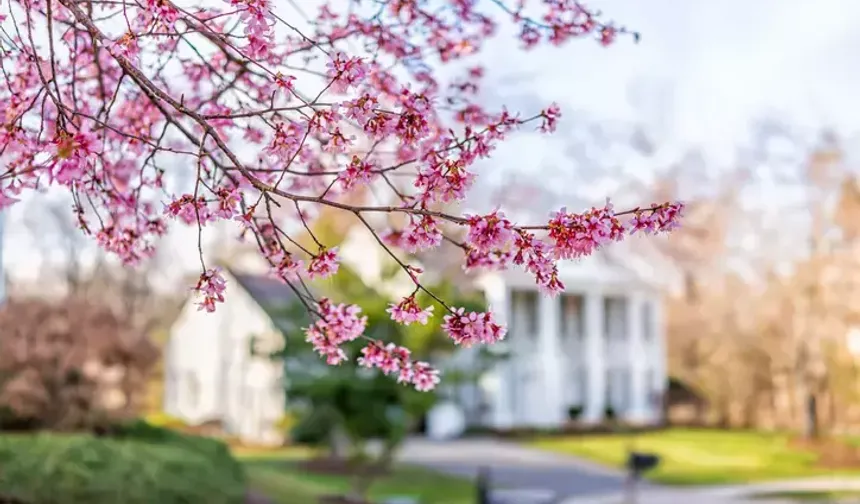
4;0;860;287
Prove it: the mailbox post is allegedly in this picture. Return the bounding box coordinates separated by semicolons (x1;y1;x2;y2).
625;452;660;504
476;467;491;504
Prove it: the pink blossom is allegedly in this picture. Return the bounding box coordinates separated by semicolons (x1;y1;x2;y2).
357;342;440;391
195;268;227;312
307;248;339;279
441;308;507;347
388;296;434;325
304;298;367;365
465;210;514;253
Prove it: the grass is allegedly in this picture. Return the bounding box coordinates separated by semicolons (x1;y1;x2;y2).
751;491;860;502
529;428;860;486
235;447;475;504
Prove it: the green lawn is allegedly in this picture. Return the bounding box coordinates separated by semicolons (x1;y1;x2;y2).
236;448;475;504
529;429;860;486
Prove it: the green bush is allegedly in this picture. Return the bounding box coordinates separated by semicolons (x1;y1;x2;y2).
0;427;246;504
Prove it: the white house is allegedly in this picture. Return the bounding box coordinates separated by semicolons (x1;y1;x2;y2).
461;256;667;431
164;235;666;445
164;268;296;446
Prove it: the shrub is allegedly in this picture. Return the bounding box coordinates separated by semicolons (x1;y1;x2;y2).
112;419;244;481
0;428;245;504
605;406;617;421
567;406;584;420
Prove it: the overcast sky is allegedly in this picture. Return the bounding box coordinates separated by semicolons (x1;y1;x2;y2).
3;0;860;285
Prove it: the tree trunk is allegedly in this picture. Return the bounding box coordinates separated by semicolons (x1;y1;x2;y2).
804;392;819;439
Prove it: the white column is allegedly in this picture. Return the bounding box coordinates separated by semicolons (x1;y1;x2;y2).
584;291;606;423
538;293;565;427
650;296;667;423
484;279;514;429
627;292;647;423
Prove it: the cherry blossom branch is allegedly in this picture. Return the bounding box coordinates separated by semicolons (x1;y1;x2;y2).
0;0;684;392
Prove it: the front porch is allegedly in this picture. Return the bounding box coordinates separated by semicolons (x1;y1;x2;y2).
479;266;667;429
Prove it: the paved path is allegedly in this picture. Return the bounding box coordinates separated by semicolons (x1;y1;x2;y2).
398;437;647;501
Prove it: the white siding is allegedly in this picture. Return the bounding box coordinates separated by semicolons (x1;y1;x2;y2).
165;271;287;446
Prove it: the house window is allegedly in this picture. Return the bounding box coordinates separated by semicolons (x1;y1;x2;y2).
560;294;583;340
510;289;538;338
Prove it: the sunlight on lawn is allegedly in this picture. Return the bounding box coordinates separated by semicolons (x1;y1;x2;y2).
238;449;475;504
530;429;846;485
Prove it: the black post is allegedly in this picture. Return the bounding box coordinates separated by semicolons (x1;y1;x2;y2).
626;452;661;504
476;467;491;504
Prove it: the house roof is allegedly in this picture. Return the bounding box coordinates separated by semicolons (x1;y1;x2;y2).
226;268;309;334
229;269;299;309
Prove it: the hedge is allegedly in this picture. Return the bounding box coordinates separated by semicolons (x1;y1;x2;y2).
0;423;246;504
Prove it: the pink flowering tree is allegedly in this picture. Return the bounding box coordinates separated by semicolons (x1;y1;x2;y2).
0;0;683;392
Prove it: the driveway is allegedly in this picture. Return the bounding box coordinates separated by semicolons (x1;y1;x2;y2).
398;437;653;501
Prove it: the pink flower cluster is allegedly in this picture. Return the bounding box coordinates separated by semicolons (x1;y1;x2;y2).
304;298;368;365
387;296;434;325
358;341;440;392
441;308;507;347
195;268;228;313
163;187;241;225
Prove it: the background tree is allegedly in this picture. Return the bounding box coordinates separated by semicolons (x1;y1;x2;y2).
0;297;159;431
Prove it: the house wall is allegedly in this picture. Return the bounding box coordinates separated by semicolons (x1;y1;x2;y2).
164;295;225;423
165;272;286;446
221;278;285;445
461;263;667;431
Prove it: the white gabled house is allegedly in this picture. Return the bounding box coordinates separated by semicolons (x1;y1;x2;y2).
164;268;297;446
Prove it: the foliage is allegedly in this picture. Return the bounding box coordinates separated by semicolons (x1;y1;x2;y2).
0;427;245;504
287;365;436;448
0;297;160;432
567;406;584;421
